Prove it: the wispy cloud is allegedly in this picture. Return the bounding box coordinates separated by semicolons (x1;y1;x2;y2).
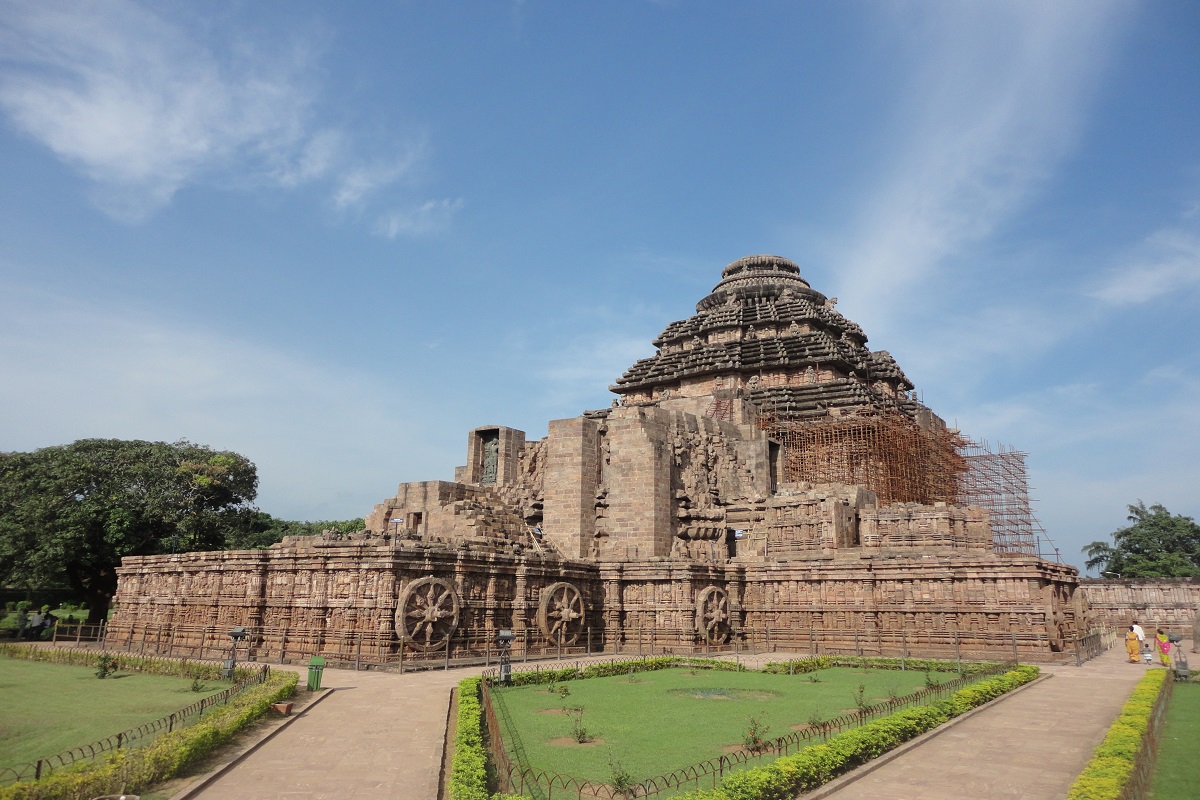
0;281;452;518
0;2;429;223
332;144;427;210
375;198;464;238
1090;226;1200;305
834;1;1127;326
953;365;1200;568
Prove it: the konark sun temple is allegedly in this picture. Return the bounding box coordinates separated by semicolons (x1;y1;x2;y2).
109;255;1089;664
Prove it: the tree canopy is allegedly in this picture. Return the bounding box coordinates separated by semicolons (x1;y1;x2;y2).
1084;501;1200;578
0;439;258;620
225;513;365;550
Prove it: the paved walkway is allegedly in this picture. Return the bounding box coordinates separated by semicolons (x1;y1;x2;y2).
186;664;482;800
817;645;1155;800
179;646;1160;800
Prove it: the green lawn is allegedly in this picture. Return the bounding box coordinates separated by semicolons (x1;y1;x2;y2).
0;657;230;771
1149;681;1200;800
492;665;958;784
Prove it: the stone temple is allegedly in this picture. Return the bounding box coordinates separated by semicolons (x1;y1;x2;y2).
109;256;1087;663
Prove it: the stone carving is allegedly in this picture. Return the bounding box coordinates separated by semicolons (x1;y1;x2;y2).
696;586;731;644
397;576;460;650
481;435;499;484
538;582;585;645
107;254;1090;665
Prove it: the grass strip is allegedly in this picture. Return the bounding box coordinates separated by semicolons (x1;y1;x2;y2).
1147;681;1200;800
0;658;231;770
671;664;1040;800
0;670;297;800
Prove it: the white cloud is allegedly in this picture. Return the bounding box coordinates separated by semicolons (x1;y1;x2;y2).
272;128;344;188
0;2;318;219
833;1;1127;327
375;198;465;238
332;142;427;209
0;2;427;222
1090;227;1200;305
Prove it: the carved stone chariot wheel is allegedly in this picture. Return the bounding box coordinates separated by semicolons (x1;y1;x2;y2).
538;582;585;646
696;586;731;644
396;576;461;650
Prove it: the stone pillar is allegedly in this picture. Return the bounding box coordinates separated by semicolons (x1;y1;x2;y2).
543;416;602;557
602;407;675;558
601;564;623;651
513;561;528;635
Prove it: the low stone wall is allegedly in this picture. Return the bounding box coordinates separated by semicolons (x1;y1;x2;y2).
1080;578;1200;634
109;537;1088;664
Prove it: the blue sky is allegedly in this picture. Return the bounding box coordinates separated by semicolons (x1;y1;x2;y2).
1;2;1198;573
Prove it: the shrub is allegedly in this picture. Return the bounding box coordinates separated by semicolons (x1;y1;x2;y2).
691;664;1039;800
1066;669;1167;800
608;754;635;795
569;709;594;744
95;654;119;679
495;656;754;688
448;677;488;800
742;715;771;752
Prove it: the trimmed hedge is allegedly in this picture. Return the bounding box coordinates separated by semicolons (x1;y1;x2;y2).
762;655;1003;676
672;664;1040;800
1066;668;1168;800
499;656;746;687
0;644;260;682
0;670;298;800
450;677;488;800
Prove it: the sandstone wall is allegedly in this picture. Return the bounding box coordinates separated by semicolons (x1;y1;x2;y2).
1080;578;1200;633
109;540;602;663
109;539;1088;664
739;555;1083;657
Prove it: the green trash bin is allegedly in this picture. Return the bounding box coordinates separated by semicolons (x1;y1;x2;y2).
306;655;326;691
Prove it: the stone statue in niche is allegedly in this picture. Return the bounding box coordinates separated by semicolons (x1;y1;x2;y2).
481;434;499;484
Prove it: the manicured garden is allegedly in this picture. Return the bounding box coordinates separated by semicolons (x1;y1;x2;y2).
0;656;230;771
491;663;968;784
0;646;298;800
1148;681;1200;800
453;658;1041;800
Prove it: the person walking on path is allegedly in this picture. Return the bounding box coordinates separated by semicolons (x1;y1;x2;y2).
1133;620;1151;663
1125;626;1141;663
1155;629;1172;667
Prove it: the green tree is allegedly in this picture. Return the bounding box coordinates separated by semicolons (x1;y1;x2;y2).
0;439;258;620
1084;501;1200;578
225;512;365;550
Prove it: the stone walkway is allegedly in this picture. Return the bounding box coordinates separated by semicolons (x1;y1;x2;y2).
815;645;1154;800
183;664;482;800
177;646;1158;800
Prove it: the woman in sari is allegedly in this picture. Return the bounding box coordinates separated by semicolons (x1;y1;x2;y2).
1125;626;1141;662
1155;629;1172;667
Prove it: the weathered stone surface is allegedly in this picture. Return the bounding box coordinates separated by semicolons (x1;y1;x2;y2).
109;254;1091;662
1080;578;1200;631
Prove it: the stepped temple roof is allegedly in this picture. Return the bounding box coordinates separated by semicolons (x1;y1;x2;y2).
611;254;923;420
